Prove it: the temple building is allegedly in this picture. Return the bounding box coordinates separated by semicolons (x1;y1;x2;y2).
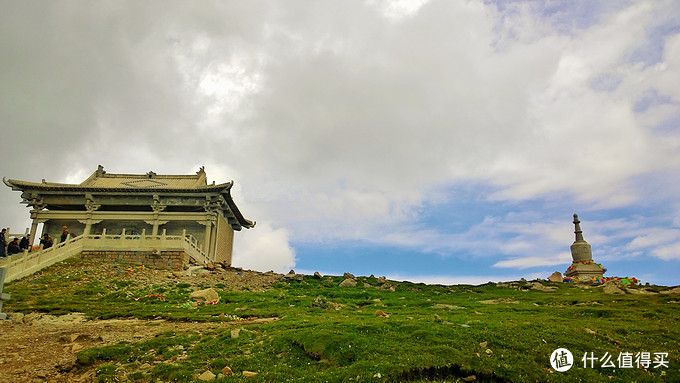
564;214;605;280
3;166;255;265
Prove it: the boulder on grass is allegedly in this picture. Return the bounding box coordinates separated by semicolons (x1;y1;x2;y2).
339;278;357;287
190;288;219;302
548;272;563;283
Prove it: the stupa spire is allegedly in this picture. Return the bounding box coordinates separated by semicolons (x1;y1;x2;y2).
573;213;584;242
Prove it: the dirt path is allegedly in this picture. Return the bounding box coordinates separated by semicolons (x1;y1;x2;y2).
0;313;277;383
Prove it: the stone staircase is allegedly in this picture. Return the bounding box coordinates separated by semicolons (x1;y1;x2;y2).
0;230;210;283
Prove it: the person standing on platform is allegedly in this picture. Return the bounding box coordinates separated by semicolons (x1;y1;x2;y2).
41;233;53;249
19;234;30;251
60;226;70;243
0;228;7;258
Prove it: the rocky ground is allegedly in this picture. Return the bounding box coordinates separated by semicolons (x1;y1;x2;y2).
0;313;277;383
0;261;288;383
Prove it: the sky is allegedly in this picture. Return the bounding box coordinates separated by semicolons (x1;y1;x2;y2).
1;0;679;286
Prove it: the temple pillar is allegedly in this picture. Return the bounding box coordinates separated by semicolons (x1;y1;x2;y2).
29;220;39;248
78;219;103;236
204;219;213;259
83;196;101;236
150;195;166;236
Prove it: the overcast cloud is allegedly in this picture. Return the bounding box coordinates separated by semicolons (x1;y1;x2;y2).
2;1;679;283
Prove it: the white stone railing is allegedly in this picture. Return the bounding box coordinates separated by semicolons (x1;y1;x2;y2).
0;267;10;319
0;234;86;283
80;228;210;265
0;228;210;283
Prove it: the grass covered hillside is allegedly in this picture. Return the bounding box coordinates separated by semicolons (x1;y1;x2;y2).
1;258;678;382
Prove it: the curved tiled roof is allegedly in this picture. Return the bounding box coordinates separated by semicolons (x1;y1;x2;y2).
3;166;255;229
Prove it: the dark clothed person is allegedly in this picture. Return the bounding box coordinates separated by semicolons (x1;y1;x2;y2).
0;228;6;258
40;234;53;249
60;226;70;243
19;235;31;251
7;238;20;255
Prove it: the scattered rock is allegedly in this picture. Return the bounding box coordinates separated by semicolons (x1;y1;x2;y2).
602;282;625;294
343;272;355;278
284;271;304;281
463;375;476;382
660;286;680;295
479;298;518;304
313;272;322;279
242;371;258;377
485;348;492;354
432;304;465;310
231;328;241;338
433;314;440;321
379;283;396;292
375;310;389;317
71;343;83;352
377;276;387;283
198;370;216;381
479;342;487;348
530;282;557;291
339;278;357;287
627;288;657;295
584;328;597;335
189;288;219;302
221;366;233;375
69;334;80;343
548;272;563;283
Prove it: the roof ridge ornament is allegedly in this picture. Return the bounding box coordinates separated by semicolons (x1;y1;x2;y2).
147;171;157;179
95;165;106;178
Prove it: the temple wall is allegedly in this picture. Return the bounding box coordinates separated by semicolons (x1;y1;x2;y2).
80;250;189;270
97;221;150;236
214;214;235;265
43;220;86;243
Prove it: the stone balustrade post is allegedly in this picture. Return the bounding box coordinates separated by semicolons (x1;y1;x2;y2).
0;267;10;320
37;244;44;265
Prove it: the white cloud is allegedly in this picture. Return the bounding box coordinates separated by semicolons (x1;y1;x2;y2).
493;253;573;269
232;222;296;273
1;1;679;276
651;243;680;260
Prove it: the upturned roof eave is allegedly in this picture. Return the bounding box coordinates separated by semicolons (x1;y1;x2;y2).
222;189;256;230
4;178;234;193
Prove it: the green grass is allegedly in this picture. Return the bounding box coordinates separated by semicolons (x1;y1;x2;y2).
4;258;679;382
